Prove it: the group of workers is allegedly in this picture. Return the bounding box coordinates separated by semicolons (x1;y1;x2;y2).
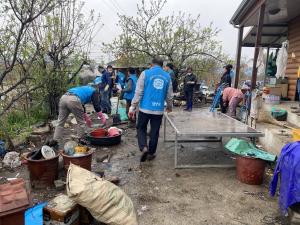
53;57;173;162
53;58;250;162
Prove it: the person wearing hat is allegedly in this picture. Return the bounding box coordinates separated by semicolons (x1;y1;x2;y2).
128;57;173;162
222;84;250;118
53;85;106;142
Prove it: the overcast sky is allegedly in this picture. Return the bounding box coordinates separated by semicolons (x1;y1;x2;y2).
83;0;253;63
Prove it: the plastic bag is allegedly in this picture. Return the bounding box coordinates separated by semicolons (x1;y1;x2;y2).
3;151;21;168
275;41;288;79
225;138;276;162
67;164;138;225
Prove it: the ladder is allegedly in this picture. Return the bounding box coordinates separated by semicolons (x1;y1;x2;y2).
239;91;251;123
210;84;224;112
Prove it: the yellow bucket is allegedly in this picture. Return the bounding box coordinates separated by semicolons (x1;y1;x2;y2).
292;129;300;141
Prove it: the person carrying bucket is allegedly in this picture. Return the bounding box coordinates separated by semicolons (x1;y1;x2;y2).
128;57;173;162
53;85;106;143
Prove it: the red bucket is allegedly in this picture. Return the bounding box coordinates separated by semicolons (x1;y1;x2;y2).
90;128;107;138
60;150;93;174
236;156;266;185
26;152;59;188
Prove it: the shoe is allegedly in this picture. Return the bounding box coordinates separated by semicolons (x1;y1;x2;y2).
187;108;192;112
147;154;156;161
140;148;149;162
183;108;189;111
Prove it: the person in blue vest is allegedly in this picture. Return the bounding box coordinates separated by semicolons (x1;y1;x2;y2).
53;85;106;142
128;57;173;162
116;69;126;89
122;67;138;115
164;63;177;93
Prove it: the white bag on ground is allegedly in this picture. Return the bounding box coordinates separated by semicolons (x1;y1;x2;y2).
66;164;138;225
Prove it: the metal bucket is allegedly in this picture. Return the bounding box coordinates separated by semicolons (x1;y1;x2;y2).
60;150;93;174
236;156;266;185
26;152;59;188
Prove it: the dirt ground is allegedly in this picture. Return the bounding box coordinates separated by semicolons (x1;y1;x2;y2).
1;108;287;225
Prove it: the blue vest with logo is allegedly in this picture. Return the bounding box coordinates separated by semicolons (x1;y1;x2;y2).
140;66;171;112
68;86;95;104
124;74;138;101
117;72;126;88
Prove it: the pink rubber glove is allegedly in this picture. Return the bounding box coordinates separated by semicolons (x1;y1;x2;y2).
128;106;136;121
83;113;92;127
98;112;106;125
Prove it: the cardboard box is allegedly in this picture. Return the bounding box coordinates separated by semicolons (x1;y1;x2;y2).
43;194;79;225
266;84;288;97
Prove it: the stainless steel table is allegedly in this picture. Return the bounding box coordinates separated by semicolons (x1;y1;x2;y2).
163;109;264;168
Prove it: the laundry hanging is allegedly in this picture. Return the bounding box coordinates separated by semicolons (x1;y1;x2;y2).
275;41;288;79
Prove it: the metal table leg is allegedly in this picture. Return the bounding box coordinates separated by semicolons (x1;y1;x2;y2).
163;116;166;142
175;133;178;168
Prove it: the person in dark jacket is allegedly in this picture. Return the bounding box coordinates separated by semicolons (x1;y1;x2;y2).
218;64;232;112
101;65;114;114
220;64;232;87
183;67;197;112
53;85;106;142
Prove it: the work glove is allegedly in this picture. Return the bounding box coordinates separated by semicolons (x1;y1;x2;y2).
104;84;109;92
128;106;136;120
83;113;92;128
97;112;106;125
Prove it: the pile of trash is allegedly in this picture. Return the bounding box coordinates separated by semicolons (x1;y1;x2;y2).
63;140;90;157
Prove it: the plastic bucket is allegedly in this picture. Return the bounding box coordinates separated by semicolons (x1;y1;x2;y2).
90;128;107;138
236;156;266;185
292;129;300;141
60;150;93;174
26;152;59;188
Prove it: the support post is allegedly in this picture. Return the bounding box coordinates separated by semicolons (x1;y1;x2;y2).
175;133;178;168
251;4;265;90
234;26;244;88
263;47;270;86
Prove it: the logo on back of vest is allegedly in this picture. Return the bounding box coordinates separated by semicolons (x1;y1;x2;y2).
153;78;164;89
152;102;161;107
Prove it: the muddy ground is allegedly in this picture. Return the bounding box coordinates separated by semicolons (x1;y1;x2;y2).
1;108;287;225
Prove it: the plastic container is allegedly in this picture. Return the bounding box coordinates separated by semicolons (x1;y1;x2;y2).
90;128;107;138
292;129;300;141
26;152;59;188
236;156;266;185
108;127;120;137
0;179;30;225
264;94;280;105
61;150;93;173
87;133;122;146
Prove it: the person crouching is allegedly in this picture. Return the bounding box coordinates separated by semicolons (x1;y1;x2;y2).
222;84;250;118
53;85;106;143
